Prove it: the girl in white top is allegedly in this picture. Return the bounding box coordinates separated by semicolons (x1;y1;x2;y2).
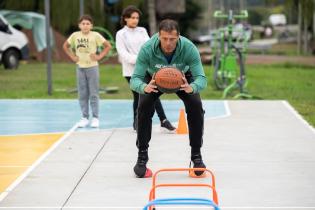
116;5;175;132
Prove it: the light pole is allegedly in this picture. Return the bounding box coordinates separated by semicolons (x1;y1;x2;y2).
80;0;84;17
45;0;52;95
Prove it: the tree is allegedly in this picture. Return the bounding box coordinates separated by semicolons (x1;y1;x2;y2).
0;0;106;35
147;0;157;36
285;0;314;55
146;0;202;38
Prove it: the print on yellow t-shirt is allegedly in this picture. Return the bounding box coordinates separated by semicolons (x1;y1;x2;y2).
67;31;106;68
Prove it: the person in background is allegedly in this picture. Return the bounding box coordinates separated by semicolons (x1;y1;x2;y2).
116;5;176;132
63;14;112;128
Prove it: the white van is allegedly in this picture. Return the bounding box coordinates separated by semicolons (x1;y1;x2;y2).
0;14;28;69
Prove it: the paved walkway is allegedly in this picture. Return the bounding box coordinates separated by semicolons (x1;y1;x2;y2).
0;101;315;210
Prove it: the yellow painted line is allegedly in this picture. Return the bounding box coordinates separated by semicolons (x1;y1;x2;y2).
0;133;63;192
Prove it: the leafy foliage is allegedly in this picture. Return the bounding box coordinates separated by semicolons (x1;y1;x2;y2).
0;0;105;35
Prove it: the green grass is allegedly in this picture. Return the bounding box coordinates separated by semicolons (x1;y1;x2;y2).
0;62;314;127
246;64;315;126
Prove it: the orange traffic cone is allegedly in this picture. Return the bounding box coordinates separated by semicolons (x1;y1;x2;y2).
176;108;188;134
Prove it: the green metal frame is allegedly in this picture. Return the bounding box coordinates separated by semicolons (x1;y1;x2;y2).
92;26;117;62
211;10;253;99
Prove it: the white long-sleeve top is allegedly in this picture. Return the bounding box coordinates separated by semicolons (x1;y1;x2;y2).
116;26;150;77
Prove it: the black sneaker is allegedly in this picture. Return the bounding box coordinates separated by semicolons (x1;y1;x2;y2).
191;153;206;176
133;150;152;178
161;119;176;132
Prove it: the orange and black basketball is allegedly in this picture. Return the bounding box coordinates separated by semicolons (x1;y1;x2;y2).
154;67;184;93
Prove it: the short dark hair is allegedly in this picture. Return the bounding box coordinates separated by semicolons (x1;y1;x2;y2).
158;19;180;34
120;5;142;26
78;14;93;24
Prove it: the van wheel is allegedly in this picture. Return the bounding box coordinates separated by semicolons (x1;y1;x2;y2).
3;49;19;69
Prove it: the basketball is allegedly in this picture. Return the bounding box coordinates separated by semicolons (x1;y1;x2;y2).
154;67;184;93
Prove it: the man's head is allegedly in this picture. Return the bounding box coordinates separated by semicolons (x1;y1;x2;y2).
158;19;180;55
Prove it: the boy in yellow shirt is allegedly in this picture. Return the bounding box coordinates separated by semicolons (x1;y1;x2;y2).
63;15;111;128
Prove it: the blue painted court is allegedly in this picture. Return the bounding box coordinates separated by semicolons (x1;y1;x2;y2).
0;99;227;135
1;100;315;209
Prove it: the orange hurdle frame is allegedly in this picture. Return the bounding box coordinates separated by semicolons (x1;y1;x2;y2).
148;168;219;210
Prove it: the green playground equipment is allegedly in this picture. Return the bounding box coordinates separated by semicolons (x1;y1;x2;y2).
92;26;117;62
211;10;253;99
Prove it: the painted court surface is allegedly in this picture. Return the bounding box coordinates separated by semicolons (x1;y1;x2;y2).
0;99;315;210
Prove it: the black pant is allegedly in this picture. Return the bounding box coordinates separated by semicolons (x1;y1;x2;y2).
137;90;204;151
125;77;167;123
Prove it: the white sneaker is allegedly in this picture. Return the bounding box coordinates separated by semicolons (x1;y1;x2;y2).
90;118;99;128
78;118;89;128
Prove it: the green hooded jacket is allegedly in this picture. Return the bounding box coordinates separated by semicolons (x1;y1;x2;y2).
130;33;207;94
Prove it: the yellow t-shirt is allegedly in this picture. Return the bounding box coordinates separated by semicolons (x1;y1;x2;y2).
67;31;106;68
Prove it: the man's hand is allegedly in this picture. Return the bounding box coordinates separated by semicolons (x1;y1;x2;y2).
70;55;79;63
180;76;193;93
91;40;112;62
144;79;158;93
90;53;101;61
63;41;79;63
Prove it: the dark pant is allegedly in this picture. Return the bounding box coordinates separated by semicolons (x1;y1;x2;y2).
136;90;204;151
125;77;167;123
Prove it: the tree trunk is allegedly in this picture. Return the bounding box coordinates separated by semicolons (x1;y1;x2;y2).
79;0;84;17
220;0;224;11
313;0;315;38
148;0;157;36
219;0;224;27
297;1;302;55
240;0;246;10
303;15;308;54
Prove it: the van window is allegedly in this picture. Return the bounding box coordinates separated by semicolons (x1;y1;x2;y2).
0;17;10;33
